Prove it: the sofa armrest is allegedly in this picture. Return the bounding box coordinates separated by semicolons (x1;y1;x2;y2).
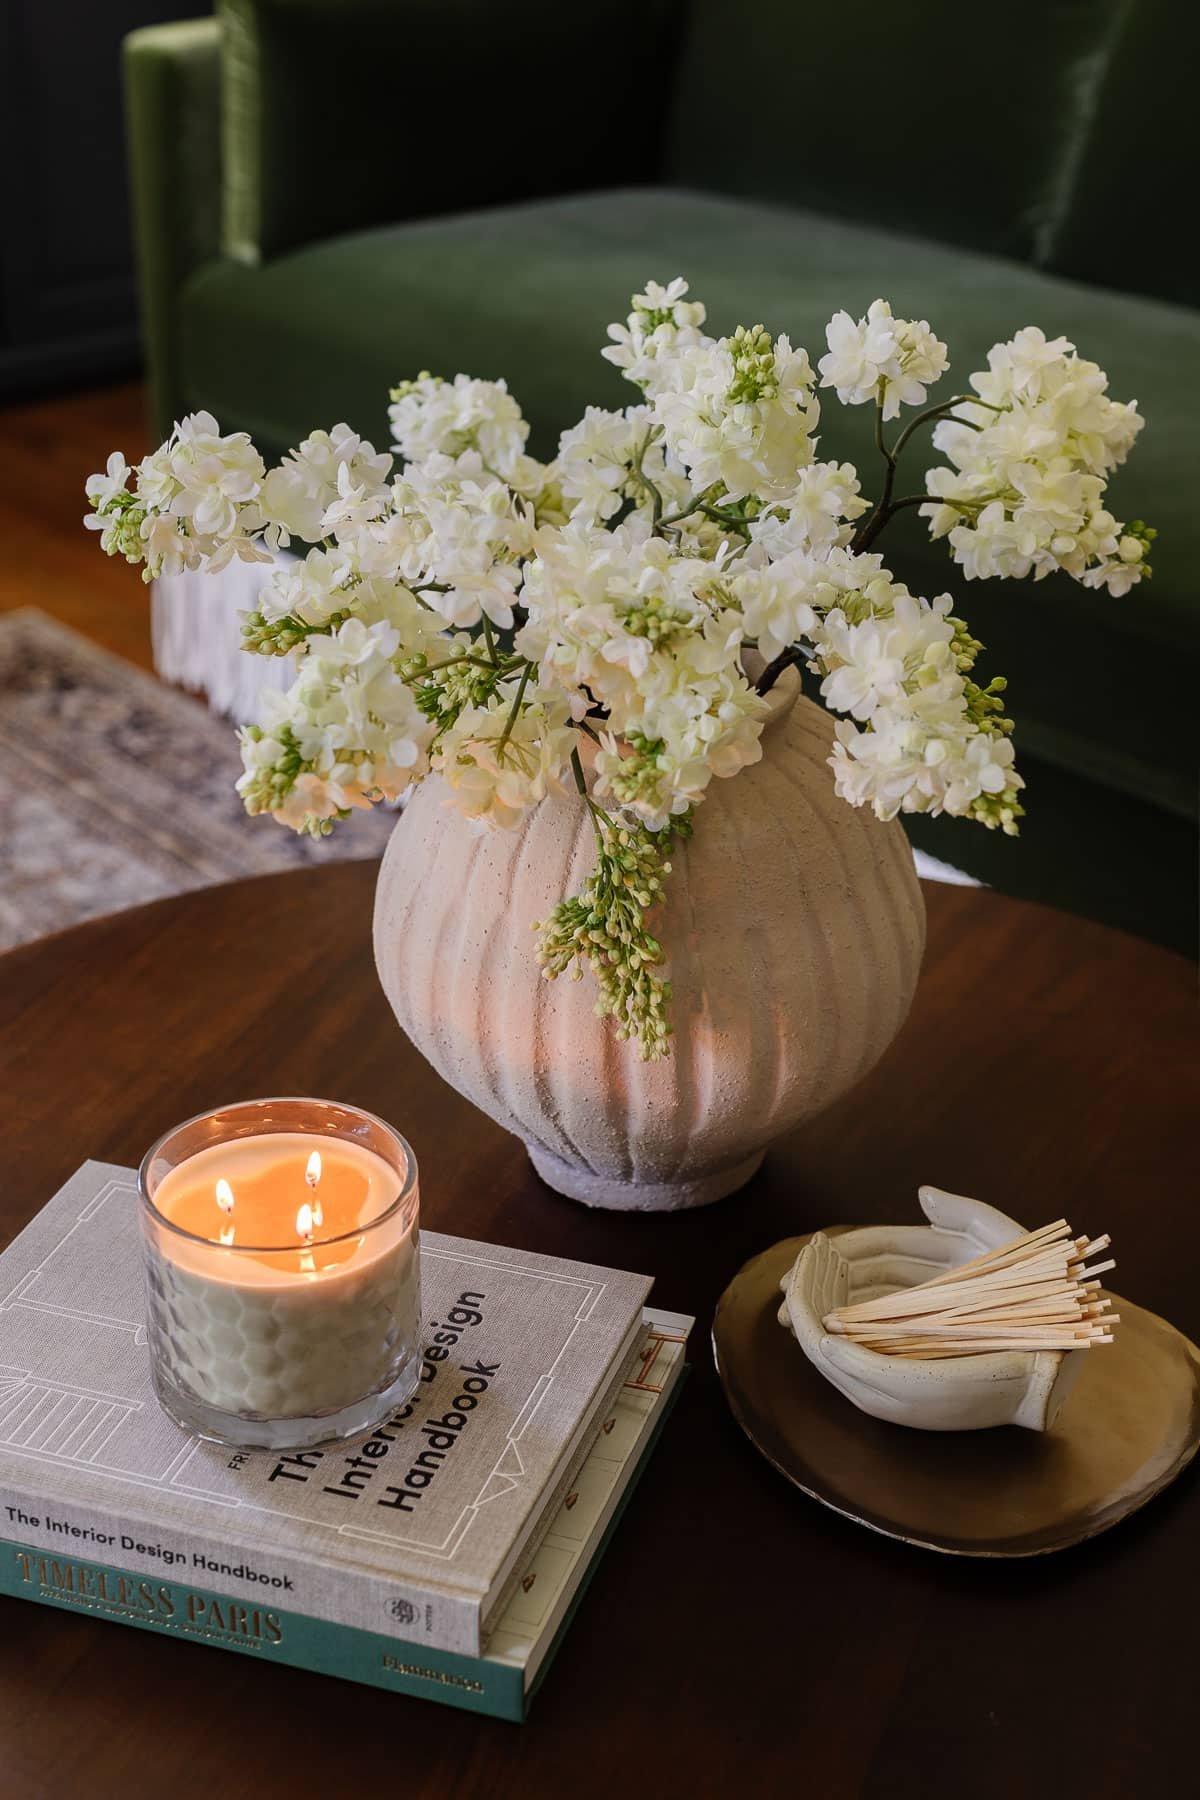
124;19;222;439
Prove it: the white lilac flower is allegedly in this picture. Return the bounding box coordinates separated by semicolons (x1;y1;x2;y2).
923;329;1149;593
829;703;1023;833
84;451;132;517
649;328;821;503
84;453;146;562
730;545;883;662
135;440;181;514
516;522;745;729
1081;530;1152;597
124;508;268;580
809;577;1024;834
749;462;869;559
557;405;656;522
246;550;436;661
419;491;529;630
259;423;392;546
319;459;392;540
84;412;270;578
596;659;766;829
602;277;709;394
237;616;434;833
818;299;949;420
388;373;530;478
363;451;538;628
159;411;266;539
516;516;654;707
435;691;575;830
137;511;195;576
352;575;442;656
256;548;354;627
814;590;957;721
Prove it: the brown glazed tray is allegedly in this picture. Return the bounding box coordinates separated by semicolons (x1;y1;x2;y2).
713;1232;1200;1556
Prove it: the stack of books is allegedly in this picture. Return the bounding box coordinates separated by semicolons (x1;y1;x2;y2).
0;1163;691;1721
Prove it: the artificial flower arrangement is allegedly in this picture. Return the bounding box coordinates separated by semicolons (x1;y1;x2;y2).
86;281;1153;1058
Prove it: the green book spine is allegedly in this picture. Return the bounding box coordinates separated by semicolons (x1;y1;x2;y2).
0;1538;526;1720
0;1373;684;1723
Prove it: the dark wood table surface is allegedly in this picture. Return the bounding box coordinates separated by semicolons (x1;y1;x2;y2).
1;865;1196;1799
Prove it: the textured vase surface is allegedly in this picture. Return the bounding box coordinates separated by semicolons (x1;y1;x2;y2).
373;679;926;1210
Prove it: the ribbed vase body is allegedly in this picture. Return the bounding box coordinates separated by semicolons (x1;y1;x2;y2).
374;690;925;1210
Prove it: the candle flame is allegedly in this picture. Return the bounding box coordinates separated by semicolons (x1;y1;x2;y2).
215;1178;235;1216
296;1201;315;1244
304;1151;323;1228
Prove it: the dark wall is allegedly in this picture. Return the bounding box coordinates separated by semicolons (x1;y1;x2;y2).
0;0;211;402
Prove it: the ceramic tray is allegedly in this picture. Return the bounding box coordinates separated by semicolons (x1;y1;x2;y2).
713;1231;1200;1556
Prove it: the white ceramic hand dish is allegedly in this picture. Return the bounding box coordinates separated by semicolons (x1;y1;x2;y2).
778;1186;1088;1431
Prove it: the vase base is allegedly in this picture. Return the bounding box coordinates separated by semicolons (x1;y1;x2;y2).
526;1143;766;1212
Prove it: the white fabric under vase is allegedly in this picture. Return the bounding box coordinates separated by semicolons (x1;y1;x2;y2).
374;672;926;1211
153;556;296;724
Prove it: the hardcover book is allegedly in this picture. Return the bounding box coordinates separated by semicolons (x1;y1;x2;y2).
0;1162;654;1657
0;1312;690;1721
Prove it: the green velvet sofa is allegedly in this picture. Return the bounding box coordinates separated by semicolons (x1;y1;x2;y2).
123;0;1198;955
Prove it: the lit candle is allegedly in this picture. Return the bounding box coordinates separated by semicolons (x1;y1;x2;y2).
139;1100;420;1450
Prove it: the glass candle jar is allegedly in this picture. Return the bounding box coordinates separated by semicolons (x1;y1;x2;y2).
138;1098;421;1450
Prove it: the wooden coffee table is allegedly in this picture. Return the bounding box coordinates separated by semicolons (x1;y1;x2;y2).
1;866;1195;1798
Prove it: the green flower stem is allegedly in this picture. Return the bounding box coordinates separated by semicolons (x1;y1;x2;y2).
410;651;498;675
884;492;953;515
496;659;534;755
888;394;1001;462
629;429;666;525
656;498;754;535
873;393;891;463
754;646;803;696
860;382;899;548
851;390;1010;556
568;745;618;843
702;503;755;530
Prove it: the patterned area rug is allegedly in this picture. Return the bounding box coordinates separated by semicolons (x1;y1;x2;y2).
0;609;395;951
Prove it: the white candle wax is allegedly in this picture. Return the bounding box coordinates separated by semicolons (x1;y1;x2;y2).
143;1131;419;1422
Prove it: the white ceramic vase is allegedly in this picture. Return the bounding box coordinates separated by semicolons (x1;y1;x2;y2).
373;673;925;1211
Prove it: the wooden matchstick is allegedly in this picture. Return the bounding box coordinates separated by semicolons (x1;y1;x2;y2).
822;1216;1119;1360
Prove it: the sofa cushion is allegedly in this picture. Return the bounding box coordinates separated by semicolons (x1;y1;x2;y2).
179;187;1198;820
217;0;678;263
663;0;1132;268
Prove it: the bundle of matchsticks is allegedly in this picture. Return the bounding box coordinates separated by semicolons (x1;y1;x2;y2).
823;1220;1118;1359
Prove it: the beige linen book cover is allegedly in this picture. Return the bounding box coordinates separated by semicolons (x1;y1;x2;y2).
0;1162;651;1655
